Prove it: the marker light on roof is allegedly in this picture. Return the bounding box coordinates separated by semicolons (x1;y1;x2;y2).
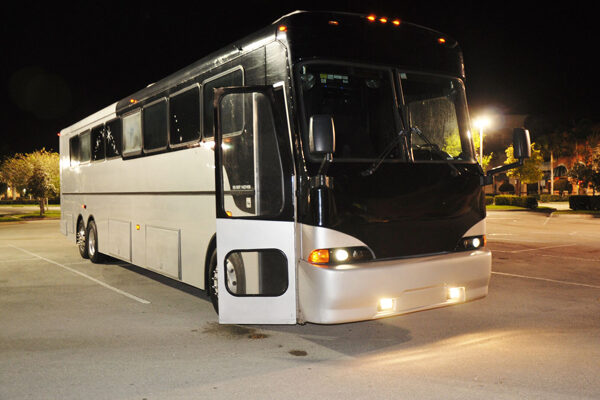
328;20;339;26
278;25;287;32
379;17;388;23
367;15;376;22
438;37;446;44
392;19;401;26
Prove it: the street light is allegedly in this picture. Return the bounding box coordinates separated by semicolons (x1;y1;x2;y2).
473;116;491;163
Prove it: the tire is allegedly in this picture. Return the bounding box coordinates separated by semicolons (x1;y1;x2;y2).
77;219;89;259
86;220;104;263
207;249;246;314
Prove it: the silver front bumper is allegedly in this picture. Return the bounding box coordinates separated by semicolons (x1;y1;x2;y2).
298;249;491;324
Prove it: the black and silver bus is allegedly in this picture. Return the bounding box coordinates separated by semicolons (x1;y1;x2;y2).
60;11;530;324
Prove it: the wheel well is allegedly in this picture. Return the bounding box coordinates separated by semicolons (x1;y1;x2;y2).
204;234;217;291
76;215;84;242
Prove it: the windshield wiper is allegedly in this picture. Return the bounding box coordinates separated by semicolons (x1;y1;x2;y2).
361;128;412;176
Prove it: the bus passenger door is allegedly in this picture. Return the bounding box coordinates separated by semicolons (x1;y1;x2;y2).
214;85;296;324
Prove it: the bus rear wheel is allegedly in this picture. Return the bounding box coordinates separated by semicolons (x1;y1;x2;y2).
207;249;246;314
77;219;89;259
86;220;104;263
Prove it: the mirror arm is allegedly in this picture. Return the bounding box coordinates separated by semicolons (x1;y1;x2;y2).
480;159;524;186
317;153;333;176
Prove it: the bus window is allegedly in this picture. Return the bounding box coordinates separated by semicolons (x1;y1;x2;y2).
79;131;91;163
170;86;200;146
69;135;80;167
122;111;142;156
105;119;122;158
203;69;243;137
91;125;105;161
143;100;168;152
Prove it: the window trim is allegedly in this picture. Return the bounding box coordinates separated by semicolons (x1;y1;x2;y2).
168;84;201;149
79;130;92;165
201;66;245;139
104;118;123;160
142;97;169;154
121;109;143;158
90;124;106;163
69;135;80;167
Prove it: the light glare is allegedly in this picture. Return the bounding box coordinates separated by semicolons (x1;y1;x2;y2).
379;298;394;311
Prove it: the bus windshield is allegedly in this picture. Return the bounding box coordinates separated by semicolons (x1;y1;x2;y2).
298;63;474;163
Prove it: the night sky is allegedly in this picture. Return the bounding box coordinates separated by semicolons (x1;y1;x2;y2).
2;1;596;158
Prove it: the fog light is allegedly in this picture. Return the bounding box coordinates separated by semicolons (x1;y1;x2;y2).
378;298;394;312
447;286;465;301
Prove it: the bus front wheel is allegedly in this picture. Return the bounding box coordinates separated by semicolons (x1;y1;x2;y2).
207;249;246;314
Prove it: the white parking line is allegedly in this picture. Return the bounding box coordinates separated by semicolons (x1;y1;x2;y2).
492;271;600;289
8;244;151;304
492;243;576;253
0;257;44;263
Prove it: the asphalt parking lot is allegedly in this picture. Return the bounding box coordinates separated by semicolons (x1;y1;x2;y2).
1;213;599;399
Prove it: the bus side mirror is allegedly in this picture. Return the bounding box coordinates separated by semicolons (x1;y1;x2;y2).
309;115;336;155
513;128;531;160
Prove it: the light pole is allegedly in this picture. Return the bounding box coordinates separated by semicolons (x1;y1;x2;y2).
473;117;490;164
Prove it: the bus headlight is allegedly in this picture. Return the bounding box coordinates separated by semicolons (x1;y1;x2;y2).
308;246;374;266
455;235;486;251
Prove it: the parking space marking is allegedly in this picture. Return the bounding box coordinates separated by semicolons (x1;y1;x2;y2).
492;271;600;289
492;243;576;253
8;244;151;304
0;257;43;263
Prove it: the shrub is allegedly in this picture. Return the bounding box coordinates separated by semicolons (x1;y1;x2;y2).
540;194;570;202
554;179;573;195
569;196;600;210
494;195;538;209
498;182;515;194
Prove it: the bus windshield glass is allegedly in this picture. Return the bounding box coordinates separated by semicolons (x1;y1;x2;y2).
298;63;474;162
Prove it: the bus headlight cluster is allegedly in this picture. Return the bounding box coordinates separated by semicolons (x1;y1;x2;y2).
308;246;374;266
456;235;486;251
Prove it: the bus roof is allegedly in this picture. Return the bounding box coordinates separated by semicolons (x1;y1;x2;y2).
113;11;463;114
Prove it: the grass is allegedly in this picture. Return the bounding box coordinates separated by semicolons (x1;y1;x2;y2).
553;209;600;216
0;209;61;222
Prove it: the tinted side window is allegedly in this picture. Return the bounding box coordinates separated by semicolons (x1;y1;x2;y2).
91;125;105;161
170;86;200;146
203;69;243;137
69;136;80;166
122;111;142;156
80;131;91;163
105;119;122;158
143;100;168;151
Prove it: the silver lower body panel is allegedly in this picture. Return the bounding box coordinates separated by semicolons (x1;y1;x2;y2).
298;249;491;324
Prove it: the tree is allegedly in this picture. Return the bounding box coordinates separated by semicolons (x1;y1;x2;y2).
0;154;32;199
27;165;57;215
536;130;575;194
442;130;493;171
505;142;544;194
0;149;59;205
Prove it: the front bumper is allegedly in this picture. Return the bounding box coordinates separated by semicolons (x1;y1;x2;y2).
298;249;491;324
